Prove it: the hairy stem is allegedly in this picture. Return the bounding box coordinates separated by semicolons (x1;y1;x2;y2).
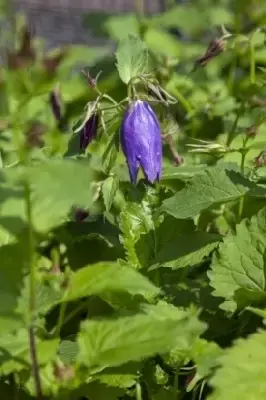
226;101;246;147
24;178;42;399
29;327;42;400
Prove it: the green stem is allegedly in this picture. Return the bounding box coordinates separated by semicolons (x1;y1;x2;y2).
136;383;142;400
170;86;194;116
25;179;42;399
24;180;35;316
249;36;256;84
54;301;67;337
226;101;246;147
237;139;248;221
173;368;179;399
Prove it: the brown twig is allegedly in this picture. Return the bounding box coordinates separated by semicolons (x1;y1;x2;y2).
162;133;184;166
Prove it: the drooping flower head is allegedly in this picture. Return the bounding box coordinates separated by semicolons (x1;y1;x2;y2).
121;100;162;184
80;113;99;151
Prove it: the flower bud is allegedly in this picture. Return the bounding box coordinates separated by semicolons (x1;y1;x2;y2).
194;38;225;69
80;114;99;150
121;100;162;184
253;150;266;168
50;89;62;122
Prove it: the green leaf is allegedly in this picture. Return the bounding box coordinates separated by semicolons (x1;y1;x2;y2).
208;329;266;400
161;167;254;220
151;232;221;270
209;207;266;311
161;165;208;182
0;329;58;375
0;159;96;235
77;303;205;373
67;262;159;302
116;34;149;84
119;197;155;269
191;338;222;381
0;242;27;333
102;175;119;212
59;340;78;365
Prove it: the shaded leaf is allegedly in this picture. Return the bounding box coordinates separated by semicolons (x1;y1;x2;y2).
77;302;205;373
151;232;221;270
209;207;266;311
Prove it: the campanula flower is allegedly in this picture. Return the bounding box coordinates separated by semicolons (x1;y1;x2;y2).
121;100;162;184
80;114;99;150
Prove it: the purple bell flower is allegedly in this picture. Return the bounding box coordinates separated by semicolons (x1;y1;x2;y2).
80;114;99;150
121;100;162;184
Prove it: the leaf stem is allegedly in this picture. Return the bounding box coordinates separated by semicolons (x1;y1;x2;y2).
24;179;43;399
29;327;42;400
237;138;248;221
226;101;246;147
250;35;256;84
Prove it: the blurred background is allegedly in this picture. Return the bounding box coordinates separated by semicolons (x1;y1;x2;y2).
11;0;166;48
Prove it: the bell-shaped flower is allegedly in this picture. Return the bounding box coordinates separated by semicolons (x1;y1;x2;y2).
80;114;99;150
121;100;162;184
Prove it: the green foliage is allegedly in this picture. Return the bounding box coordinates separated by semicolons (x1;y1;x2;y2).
1;1;266;399
208;329;266;400
116;34;150;84
209;207;266;312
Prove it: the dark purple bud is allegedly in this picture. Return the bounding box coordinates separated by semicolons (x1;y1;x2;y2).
121;100;162;184
194;38;225;69
50;89;62;122
75;208;89;222
80;114;99;150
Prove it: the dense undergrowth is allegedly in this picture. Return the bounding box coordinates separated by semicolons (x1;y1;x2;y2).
0;0;266;399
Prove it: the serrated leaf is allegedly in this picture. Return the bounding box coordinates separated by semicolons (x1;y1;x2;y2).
102;176;119;212
0;160;96;234
209;207;266;311
77;303;205;373
161;167;255;219
191;338;222;380
151;232;221;270
115;34;149;84
0;329;58;375
67;262;159;302
119;198;155;269
208;329;266;400
59;340;78;365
